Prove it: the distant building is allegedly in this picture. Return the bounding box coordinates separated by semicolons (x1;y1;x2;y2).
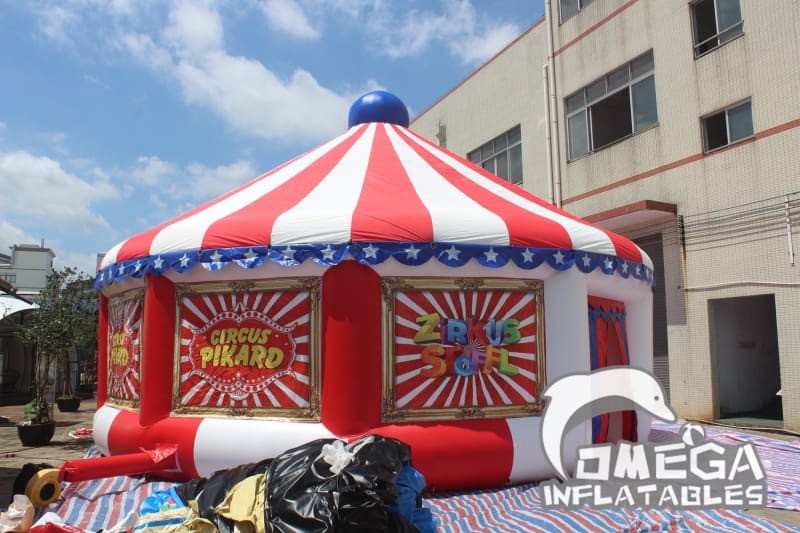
0;279;36;400
412;0;799;430
0;243;54;402
0;243;55;302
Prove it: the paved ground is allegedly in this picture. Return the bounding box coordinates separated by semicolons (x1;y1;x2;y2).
0;401;797;529
0;398;96;507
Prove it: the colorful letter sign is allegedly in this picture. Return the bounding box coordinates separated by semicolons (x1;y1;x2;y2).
175;280;320;419
107;290;142;406
382;278;545;421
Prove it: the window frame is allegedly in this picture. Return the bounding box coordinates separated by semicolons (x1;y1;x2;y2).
559;0;594;24
565;51;658;160
467;125;524;186
690;0;744;58
701;99;754;153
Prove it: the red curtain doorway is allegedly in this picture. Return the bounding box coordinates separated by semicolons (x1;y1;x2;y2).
588;296;637;444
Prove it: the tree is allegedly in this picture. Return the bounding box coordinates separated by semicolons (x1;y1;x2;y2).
19;267;97;424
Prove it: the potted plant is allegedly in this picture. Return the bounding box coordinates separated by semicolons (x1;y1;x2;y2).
56;369;82;412
18;267;97;445
56;344;83;412
17;396;55;447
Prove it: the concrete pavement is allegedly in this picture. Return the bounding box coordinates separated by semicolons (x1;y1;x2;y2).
0;398;96;506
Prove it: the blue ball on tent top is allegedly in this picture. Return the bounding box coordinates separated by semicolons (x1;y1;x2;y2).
348;91;410;128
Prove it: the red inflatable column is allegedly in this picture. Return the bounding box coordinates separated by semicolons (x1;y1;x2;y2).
140;274;176;427
321;262;382;436
96;294;108;407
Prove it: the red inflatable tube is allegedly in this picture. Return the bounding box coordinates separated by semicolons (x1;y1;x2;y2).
364;419;515;491
59;444;178;483
321;262;382;436
105;409;203;479
140;275;175;426
96;294;108;407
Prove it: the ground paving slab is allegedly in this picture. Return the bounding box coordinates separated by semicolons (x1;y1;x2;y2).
0;398;96;507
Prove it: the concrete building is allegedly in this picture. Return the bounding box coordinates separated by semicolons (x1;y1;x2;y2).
412;0;799;429
0;244;54;401
0;243;55;302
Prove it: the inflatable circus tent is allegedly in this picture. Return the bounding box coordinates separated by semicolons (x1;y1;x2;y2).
94;91;655;491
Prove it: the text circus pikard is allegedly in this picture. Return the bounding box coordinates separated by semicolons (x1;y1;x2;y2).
176;284;316;416
107;290;143;405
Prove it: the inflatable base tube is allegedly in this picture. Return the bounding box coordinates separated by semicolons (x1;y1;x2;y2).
367;419;514;491
94;406;651;489
94;407;526;490
60;445;178;483
98;407;202;478
95;406;336;479
192;417;337;478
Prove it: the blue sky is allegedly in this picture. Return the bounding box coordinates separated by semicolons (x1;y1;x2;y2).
0;0;542;275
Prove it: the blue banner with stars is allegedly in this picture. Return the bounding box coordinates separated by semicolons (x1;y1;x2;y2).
96;242;654;291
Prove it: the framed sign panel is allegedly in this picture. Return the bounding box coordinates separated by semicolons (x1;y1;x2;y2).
107;289;143;407
174;279;320;419
382;278;545;422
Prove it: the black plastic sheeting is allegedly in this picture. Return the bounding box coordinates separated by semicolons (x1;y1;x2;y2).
175;435;430;532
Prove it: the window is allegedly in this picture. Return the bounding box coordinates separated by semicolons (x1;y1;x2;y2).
702;100;753;152
0;273;15;283
565;51;658;160
691;0;743;57
560;0;593;23
468;126;523;186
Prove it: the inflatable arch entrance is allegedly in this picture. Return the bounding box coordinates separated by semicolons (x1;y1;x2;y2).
94;92;655;491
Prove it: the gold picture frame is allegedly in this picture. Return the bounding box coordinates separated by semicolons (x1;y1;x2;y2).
172;278;321;420
105;288;144;410
381;277;546;422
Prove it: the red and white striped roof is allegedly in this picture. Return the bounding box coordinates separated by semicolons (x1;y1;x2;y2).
98;122;652;283
101;122;649;275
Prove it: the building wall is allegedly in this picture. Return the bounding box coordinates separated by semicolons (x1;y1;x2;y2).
411;20;551;200
0;244;55;298
412;0;800;429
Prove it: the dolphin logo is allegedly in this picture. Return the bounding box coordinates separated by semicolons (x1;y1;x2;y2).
541;367;676;481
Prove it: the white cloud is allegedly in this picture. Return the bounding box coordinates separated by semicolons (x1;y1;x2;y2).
82;74;110;89
29;1;518;146
360;0;521;65
163;1;225;59
131;155;178;187
448;23;521;65
261;0;320;40
119;2;354;143
107;0;136;18
119;32;174;71
174;53;350;142
0;221;37;252
0;150;118;233
45;131;67;145
182;160;257;200
54;250;103;276
148;191;168;211
34;5;79;45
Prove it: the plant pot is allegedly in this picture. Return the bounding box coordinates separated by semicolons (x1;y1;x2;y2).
56;397;81;412
17;421;56;446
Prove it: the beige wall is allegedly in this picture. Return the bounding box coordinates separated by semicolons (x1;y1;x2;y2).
411;21;551;200
412;0;800;429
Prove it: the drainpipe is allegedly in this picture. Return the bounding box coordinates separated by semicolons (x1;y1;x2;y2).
544;0;563;208
543;64;554;206
786;194;796;266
